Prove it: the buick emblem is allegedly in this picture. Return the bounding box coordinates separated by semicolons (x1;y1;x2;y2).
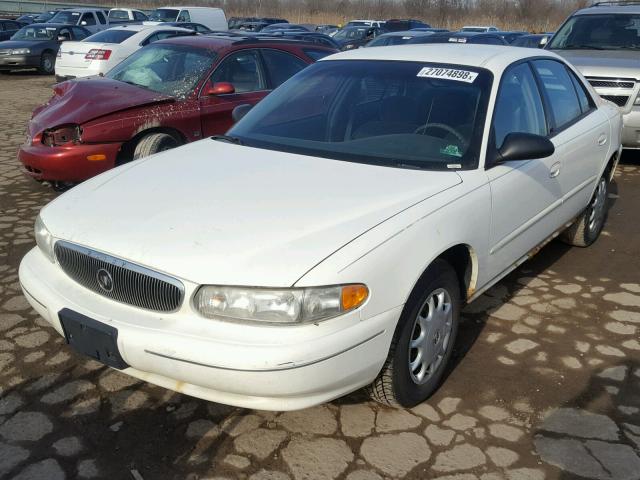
96;268;114;292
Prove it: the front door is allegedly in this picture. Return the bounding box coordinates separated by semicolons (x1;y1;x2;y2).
486;61;564;281
199;49;269;137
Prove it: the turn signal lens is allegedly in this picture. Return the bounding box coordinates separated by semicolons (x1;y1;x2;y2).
341;284;369;310
86;154;106;161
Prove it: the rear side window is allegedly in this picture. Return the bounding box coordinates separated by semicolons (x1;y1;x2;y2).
85;29;136;44
81;13;96;26
532;59;582;131
96;11;106;24
568;69;594;114
493;63;547;149
303;48;334;61
260;49;307;88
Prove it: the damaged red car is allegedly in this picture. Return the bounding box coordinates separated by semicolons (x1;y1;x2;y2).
19;35;336;188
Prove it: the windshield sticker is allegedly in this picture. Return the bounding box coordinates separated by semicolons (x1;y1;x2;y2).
417;67;478;83
440;145;463;157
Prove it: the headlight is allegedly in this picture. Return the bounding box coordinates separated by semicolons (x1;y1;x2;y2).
34;214;55;263
10;48;30;55
194;284;369;324
42;125;82;147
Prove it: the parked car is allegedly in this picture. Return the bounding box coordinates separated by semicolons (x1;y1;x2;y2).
55;25;194;82
234;21;269;32
316;24;338;33
496;31;528;44
547;3;640;148
384;19;431;31
15;15;37;25
107;8;148;24
0;19;23;41
47;8;110;34
511;33;551;48
407;31;508;45
19;44;621;411
0;23;90;74
333;26;384;50
162;22;211;33
145;6;227;31
365;30;435;47
19;35;336;187
461;25;499;32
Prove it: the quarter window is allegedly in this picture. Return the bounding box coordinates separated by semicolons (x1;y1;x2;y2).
211;50;266;93
493;63;547;149
260;49;307;89
568;69;594;114
532;59;582;131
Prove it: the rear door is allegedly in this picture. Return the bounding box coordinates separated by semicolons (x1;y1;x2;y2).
530;59;610;222
199;48;269;137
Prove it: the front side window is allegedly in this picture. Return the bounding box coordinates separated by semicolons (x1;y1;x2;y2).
11;25;57;40
210;50;266;93
260;49;307;89
493;63;547;149
229;60;492;170
532;60;582;131
549;14;640;50
106;44;215;98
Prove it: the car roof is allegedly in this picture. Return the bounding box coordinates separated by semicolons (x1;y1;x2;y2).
322;44;559;71
575;4;640;15
379;30;430;37
155;33;333;50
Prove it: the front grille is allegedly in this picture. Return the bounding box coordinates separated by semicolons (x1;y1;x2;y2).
588;79;635;89
600;95;630;107
55;241;184;312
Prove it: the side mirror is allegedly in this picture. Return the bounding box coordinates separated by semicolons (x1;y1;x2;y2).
80;20;87;26
232;103;253;123
495;132;555;163
57;35;67;42
205;81;235;96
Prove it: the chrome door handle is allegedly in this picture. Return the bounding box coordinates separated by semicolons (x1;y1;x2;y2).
598;134;608;146
549;162;561;178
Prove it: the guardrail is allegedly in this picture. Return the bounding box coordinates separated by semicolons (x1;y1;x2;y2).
0;0;115;15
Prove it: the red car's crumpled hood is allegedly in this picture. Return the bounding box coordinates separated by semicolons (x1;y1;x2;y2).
30;78;173;133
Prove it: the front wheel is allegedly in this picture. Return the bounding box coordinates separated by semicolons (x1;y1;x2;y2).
368;259;460;407
132;132;180;161
38;53;55;75
561;175;608;247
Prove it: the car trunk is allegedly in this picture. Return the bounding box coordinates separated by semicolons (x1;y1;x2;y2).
57;41;110;71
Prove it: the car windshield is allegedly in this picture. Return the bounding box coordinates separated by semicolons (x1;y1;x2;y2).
11;25;57;40
549;14;640;50
34;12;54;22
333;28;367;40
106;44;215;98
229;60;492;171
48;11;81;24
84;29;137;43
148;9;179;22
108;10;130;20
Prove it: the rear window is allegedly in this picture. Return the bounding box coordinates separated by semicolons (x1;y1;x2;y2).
84;29;137;44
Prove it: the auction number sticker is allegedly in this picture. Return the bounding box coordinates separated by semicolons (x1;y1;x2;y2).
417;67;478;83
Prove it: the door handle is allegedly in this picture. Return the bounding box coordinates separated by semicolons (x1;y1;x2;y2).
549;162;561;178
598;134;608;146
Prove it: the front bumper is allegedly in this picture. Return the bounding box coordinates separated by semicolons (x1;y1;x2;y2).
18;141;122;182
19;247;399;410
622;108;640;148
0;54;40;70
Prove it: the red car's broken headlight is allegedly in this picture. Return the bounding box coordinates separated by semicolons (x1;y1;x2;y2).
42;125;82;147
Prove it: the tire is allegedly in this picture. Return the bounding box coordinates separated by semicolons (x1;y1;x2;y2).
132;133;180;160
368;259;460;407
561;174;608;247
38;52;55;75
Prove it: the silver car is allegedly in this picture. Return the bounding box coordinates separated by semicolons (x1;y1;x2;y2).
548;2;640;148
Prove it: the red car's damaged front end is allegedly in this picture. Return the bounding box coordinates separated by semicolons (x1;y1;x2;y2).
18;35;335;188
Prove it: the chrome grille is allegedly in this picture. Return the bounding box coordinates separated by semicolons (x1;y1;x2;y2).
588;79;635;89
600;95;630;107
54;241;184;312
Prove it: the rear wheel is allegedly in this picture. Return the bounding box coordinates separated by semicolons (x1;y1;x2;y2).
561;174;608;247
132;133;180;161
38;52;55;75
368;259;460;407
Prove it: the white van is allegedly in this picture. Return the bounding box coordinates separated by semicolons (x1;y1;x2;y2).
145;6;227;31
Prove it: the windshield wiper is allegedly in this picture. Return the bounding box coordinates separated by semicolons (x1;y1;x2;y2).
563;44;606;50
211;134;243;145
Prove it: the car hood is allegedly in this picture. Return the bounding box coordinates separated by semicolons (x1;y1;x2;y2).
42;140;462;287
29;78;174;133
551;49;640;80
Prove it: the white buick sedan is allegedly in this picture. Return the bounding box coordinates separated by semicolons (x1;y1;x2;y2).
20;45;622;411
